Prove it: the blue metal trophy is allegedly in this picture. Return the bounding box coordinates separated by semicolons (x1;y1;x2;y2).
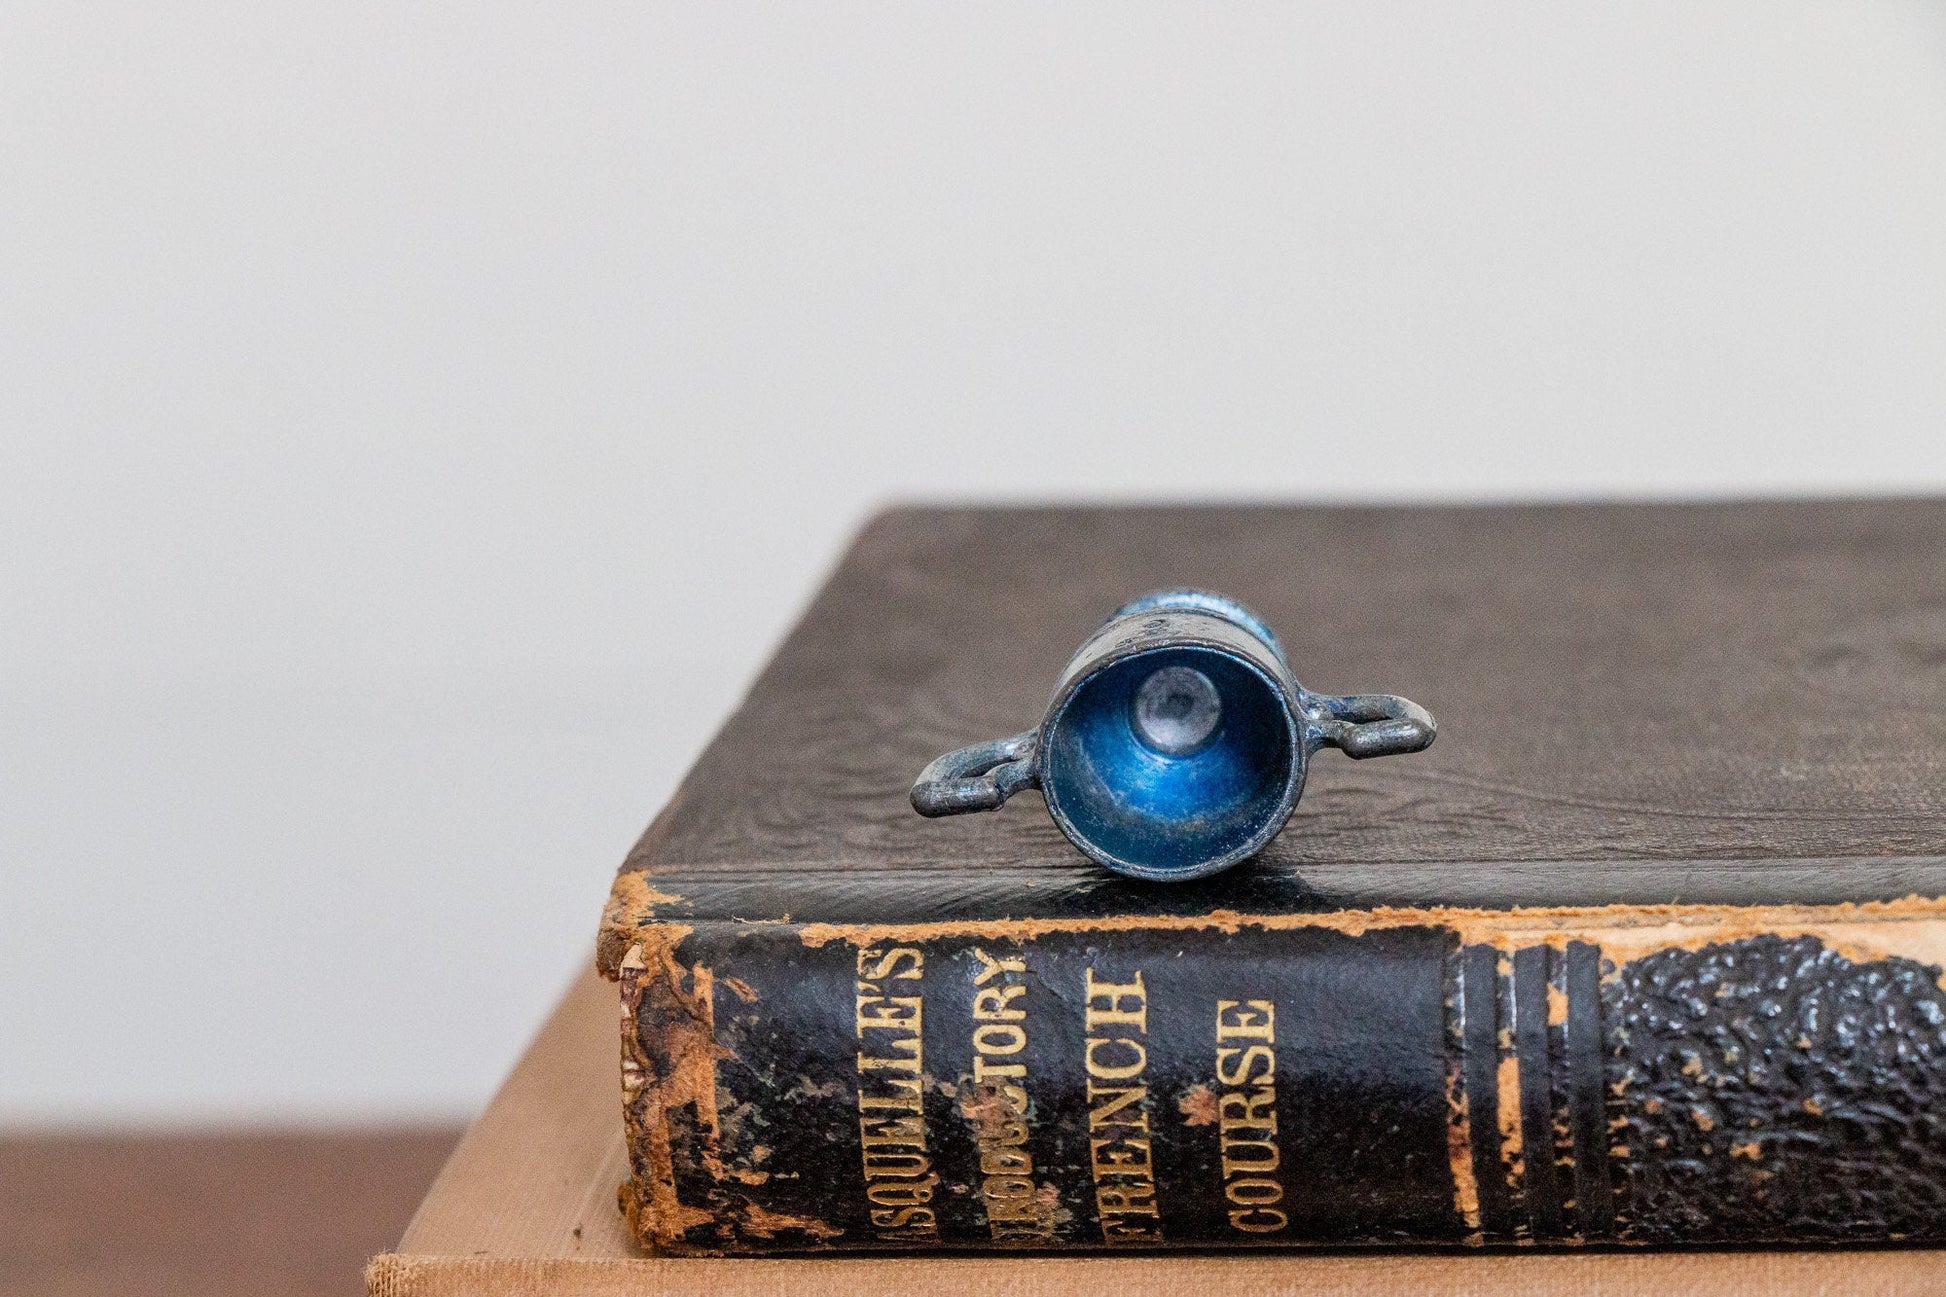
910;590;1436;882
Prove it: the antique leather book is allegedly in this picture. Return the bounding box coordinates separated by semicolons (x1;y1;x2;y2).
595;501;1946;1257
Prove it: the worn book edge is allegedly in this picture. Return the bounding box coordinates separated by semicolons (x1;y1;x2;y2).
598;887;1946;980
366;1249;1946;1297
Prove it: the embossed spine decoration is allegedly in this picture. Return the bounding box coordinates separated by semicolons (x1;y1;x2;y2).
611;900;1946;1255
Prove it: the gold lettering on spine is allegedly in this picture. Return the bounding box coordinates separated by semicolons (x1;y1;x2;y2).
961;947;1055;1242
855;946;937;1242
1085;968;1162;1243
1215;999;1288;1234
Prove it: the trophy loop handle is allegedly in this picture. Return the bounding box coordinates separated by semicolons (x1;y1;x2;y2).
1314;693;1438;759
910;730;1040;817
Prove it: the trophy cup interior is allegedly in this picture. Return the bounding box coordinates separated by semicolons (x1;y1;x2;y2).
1041;645;1299;879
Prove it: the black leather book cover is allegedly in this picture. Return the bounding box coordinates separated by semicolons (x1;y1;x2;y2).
600;501;1946;1254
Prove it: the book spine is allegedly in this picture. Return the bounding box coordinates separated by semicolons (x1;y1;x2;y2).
615;900;1946;1255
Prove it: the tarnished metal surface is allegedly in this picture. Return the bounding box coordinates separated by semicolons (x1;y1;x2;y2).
911;589;1435;881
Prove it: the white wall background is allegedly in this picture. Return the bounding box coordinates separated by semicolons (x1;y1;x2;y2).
6;2;1946;1126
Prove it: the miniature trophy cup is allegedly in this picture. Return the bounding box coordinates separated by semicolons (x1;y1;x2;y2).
911;590;1437;882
